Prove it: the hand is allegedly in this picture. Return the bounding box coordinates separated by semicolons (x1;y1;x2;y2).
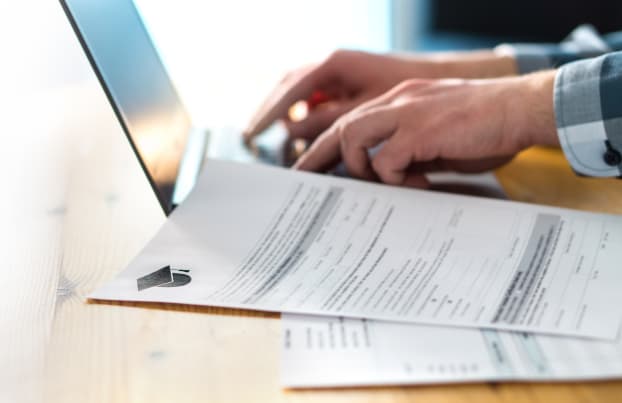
294;70;559;188
243;49;518;143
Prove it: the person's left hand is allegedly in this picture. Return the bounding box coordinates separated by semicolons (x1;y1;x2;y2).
294;71;559;188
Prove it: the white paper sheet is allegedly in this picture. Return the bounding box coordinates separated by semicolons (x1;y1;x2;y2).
91;160;622;339
281;314;622;387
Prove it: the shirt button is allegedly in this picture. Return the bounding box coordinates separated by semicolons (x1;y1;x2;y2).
604;141;622;166
604;150;621;166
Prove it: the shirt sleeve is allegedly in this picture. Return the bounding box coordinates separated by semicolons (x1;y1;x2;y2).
495;25;612;74
604;31;622;51
554;51;622;177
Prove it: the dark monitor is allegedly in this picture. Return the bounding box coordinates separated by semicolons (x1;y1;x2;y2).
432;0;622;41
60;0;191;214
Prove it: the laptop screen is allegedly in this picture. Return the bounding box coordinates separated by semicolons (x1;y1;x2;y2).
61;0;191;214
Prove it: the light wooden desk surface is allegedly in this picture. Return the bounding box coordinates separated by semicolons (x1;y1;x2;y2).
3;83;622;403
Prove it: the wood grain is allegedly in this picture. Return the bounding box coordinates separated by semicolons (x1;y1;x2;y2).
3;83;622;403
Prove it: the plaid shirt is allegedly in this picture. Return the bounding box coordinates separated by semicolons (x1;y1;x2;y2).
497;25;622;177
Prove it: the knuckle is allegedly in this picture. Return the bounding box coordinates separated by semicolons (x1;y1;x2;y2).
335;116;354;145
392;95;417;110
327;48;345;61
391;101;421;134
411;139;428;161
399;78;420;90
392;81;411;94
325;49;352;67
343;124;361;147
403;78;422;88
394;78;431;95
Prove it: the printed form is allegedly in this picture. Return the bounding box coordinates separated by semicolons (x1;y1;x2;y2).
281;314;622;387
91;160;622;339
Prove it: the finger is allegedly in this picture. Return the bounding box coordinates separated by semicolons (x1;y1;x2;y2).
294;81;430;175
339;105;400;181
370;132;415;185
286;77;414;147
243;64;328;142
293;127;341;172
294;104;398;174
284;100;359;140
346;83;402;114
371;135;433;189
372;133;432;189
377;156;512;189
372;136;505;188
401;173;431;189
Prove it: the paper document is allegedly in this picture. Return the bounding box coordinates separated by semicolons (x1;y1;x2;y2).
281;314;622;387
91;160;622;339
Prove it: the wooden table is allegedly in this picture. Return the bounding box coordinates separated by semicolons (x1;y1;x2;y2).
3;82;622;403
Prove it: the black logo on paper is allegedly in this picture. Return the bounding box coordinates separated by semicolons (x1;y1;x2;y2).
137;265;191;291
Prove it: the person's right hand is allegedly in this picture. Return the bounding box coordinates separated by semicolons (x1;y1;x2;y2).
243;49;518;144
294;71;559;187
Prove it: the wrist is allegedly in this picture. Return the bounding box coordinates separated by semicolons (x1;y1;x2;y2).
524;70;559;147
510;70;559;149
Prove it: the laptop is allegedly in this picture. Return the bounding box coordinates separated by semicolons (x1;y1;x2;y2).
60;0;295;215
60;0;507;216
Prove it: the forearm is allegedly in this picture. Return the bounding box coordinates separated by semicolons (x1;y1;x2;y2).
418;25;620;81
400;50;519;79
495;25;614;74
426;50;520;78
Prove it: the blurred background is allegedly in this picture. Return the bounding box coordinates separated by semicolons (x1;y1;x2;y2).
1;0;621;127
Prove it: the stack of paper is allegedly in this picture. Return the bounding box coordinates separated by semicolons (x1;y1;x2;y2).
281;314;622;387
91;160;622;388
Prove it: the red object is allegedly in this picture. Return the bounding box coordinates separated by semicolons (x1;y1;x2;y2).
307;90;332;110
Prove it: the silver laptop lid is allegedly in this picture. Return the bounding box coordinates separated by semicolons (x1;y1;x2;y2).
60;0;192;215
